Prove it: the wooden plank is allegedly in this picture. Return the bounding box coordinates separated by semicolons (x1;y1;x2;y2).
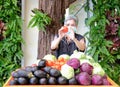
3;76;119;87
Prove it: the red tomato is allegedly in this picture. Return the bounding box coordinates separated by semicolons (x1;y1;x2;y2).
59;61;65;66
62;26;68;33
46;60;54;66
55;61;60;65
52;65;61;70
56;65;61;70
58;57;65;62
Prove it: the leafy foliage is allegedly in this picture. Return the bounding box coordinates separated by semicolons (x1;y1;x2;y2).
0;20;5;41
28;8;52;32
0;0;23;86
85;0;120;85
105;10;120;54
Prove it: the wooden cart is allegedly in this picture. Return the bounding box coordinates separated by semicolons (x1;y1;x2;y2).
3;76;119;87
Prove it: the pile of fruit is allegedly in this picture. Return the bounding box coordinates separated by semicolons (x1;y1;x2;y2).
9;51;111;85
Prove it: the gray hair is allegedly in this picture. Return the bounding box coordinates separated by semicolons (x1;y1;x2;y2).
64;15;78;26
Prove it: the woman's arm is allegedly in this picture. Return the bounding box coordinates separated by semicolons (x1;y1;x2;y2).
66;28;86;51
73;38;86;51
51;27;65;50
51;36;61;50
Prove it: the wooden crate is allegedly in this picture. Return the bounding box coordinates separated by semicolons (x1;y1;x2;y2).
3;76;119;87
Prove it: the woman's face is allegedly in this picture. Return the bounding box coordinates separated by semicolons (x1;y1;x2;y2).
65;19;77;33
65;19;77;27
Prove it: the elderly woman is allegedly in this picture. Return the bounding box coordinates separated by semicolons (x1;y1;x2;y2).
51;15;86;57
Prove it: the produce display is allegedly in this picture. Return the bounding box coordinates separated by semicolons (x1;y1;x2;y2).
9;51;111;86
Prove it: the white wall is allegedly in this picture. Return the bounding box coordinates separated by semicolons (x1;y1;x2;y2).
22;0;39;67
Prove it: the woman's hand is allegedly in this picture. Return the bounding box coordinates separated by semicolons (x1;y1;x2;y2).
58;27;66;39
66;27;75;40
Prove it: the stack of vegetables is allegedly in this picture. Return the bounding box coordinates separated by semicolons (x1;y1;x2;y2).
9;51;111;85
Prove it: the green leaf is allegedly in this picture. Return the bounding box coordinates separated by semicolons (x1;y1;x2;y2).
105;40;113;47
28;9;51;31
91;46;97;56
28;17;36;28
94;51;99;62
86;15;97;26
99;46;110;56
117;55;120;59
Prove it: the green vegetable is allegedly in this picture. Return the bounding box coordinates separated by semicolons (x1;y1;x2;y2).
92;63;105;76
43;54;56;61
61;64;74;79
70;50;86;60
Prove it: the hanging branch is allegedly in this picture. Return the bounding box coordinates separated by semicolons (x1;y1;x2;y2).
28;8;52;32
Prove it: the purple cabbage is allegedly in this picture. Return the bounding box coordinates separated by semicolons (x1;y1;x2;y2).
102;75;111;85
80;63;93;75
102;78;111;85
77;72;91;85
67;58;80;69
92;74;103;85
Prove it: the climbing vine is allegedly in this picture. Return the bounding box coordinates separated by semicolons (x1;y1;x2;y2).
86;0;120;85
0;0;23;86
